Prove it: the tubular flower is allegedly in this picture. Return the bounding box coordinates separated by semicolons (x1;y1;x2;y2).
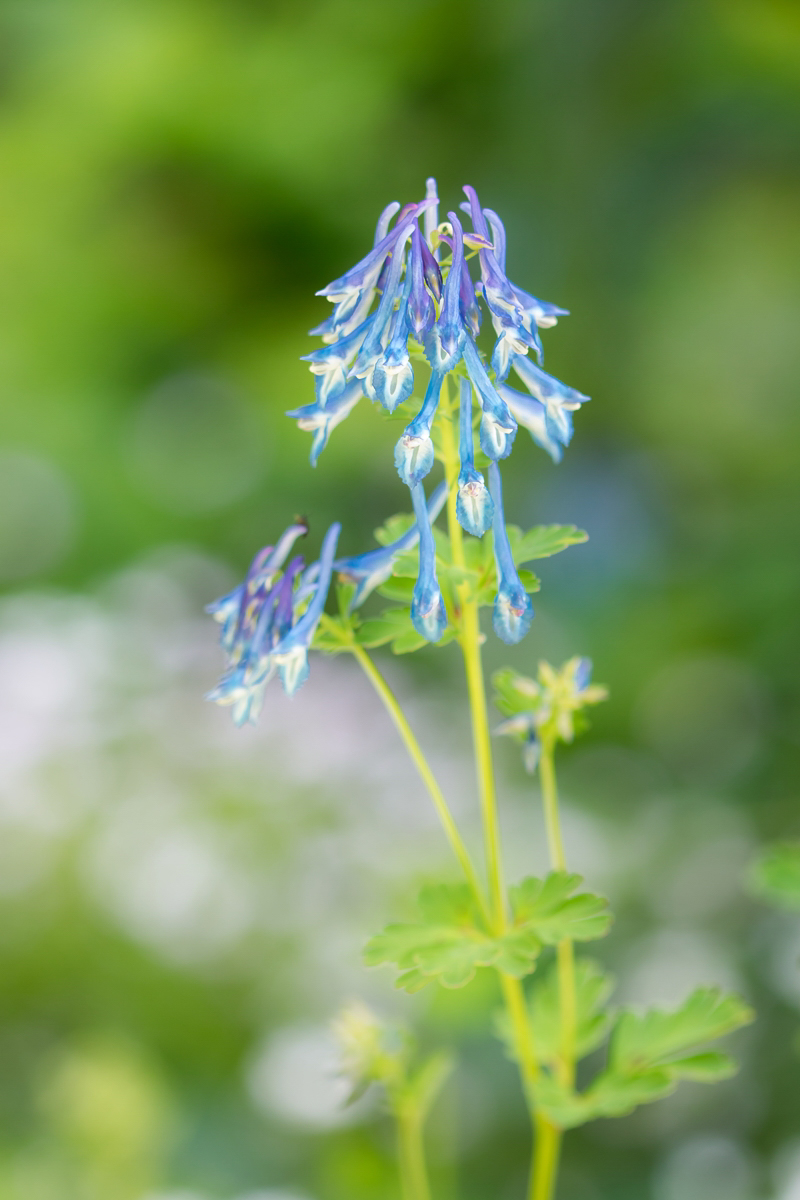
409;482;447;643
510;354;589;447
285;178;590;649
207;521;341;722
488;462;533;644
335;482;448;609
456;377;493;537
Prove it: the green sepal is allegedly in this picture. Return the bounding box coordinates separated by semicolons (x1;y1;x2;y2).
748;841;800;910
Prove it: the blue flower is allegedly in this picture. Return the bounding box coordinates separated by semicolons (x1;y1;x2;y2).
350;221;415;402
316;201;423;339
300;316;372;406
335;482;448;609
271;522;342;695
510;354;589;446
207;520;341;722
371;257;415;412
292;179;590;651
424;212;467;373
462;338;517;461
207;520;308;663
488;462;533;644
495;381;565;462
456;377;494;536
394;370;444;486
407;225;441;341
410;482;448;642
286;378;362;466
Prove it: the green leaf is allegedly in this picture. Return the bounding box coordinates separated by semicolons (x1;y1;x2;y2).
662;1052;737;1082
391;552;419;578
578;1069;675;1122
391;629;431;655
374;513;415;547
507;524;588;564
377;577;415;602
356;617;403;648
462;536;494;574
610;987;754;1075
517;568;541;594
749;841;800;910
364;882;542;992
510;873;613;944
529;958;615;1066
534;988;753;1129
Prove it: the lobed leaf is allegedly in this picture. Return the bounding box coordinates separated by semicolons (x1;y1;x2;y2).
534;986;754;1129
507;524;588;564
510;872;612;944
610;987;754;1075
364;883;542;992
373;512;415;546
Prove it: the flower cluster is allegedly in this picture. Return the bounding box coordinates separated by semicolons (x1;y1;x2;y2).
206;520;340;724
493;658;608;771
290;179;589;646
207;487;447;722
208;180;591;717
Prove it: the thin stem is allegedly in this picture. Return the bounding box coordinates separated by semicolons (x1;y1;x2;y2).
539;737;577;1087
396;1107;431;1200
530;1118;561;1200
349;638;489;925
437;378;506;928
538;744;566;872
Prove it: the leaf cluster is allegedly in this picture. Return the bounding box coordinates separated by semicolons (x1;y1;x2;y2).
364;873;611;993
530;982;754;1129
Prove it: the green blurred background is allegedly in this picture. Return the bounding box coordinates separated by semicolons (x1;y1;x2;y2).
0;0;799;1197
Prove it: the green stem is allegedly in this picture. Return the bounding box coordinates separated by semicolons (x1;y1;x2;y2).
347;636;490;925
396;1106;431;1200
528;736;576;1200
539;738;576;1088
436;378;564;1199
530;1117;562;1200
438;378;506;927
